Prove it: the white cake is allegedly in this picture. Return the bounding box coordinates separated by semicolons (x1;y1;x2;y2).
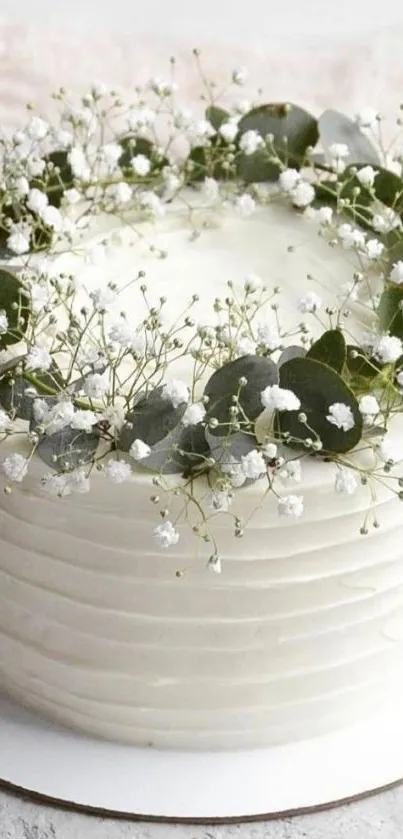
1;200;403;750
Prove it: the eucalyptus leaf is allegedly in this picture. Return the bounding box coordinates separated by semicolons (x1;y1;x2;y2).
36;426;100;470
0;269;30;349
278;345;306;367
205;428;257;465
313;173;373;230
118;136;168;177
118;387;187;452
0;377;37;420
319;110;379;166
237;103;318;183
186;141;233;183
0;354;26;380
370;167;403;213
138;421;211;475
204;354;278;437
32;150;74;207
346;345;380;381
277;357;362;454
306;329;346;372
206;106;230;131
378;285;403;339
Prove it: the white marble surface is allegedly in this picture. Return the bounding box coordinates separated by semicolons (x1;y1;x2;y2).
2;784;403;839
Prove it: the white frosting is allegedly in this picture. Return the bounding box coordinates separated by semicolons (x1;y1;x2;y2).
1;201;403;750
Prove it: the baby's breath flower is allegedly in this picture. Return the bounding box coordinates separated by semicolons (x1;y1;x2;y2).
365;238;384;260
0;313;9;335
7;221;31;255
234;193;256;217
239;130;263;155
206;490;232;514
261;384;301;412
90;287;117;313
128;107;156;131
139;191;165;217
232;67;248;85
279;459;302;483
2;453;29;483
153;520;180;548
317;206;333;225
131;154;151;176
235;337;256;357
14;175;29;196
240;449;266;480
107;182;132;205
70;410;98;431
109;320;144;352
130;439;152;461
84;373;109;400
162;379;189;409
326;402;355;431
262;442;277;459
101;142;122;169
328;142;349;159
102;404;126;431
221;455;246;487
256;322;280;350
279;168;300;192
291;181;315;208
27;188;48;215
25;346;52;372
297;291;322;313
150;77;178;97
190;119;215;145
334;468;358;495
105;460;132;483
277;494;304;519
219;121;239;143
0;409;11;433
390;261;403;284
182;403;206;426
356;165;377;187
26;116;49;140
41;473;71;496
338;223;365;250
373;335;403;364
68;147;91;180
64;187;81;205
358;394;379;418
202;177;220;203
41;205;63;231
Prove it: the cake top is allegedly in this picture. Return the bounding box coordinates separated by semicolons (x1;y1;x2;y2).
1;55;403;567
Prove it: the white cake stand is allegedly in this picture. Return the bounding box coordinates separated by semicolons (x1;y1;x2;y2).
1;694;403;822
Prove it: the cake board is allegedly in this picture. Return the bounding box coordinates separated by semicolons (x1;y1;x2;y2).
1;694;403;822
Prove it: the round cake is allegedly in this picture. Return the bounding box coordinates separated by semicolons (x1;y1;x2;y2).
1;78;403;751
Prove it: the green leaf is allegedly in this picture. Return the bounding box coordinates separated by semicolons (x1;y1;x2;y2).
370;167;403;213
118;136;168;177
37;426;100;471
0;354;26;380
306;329;346;372
278;346;306;367
186;141;233;183
237;103;319;183
205;428;260;478
206;106;230;131
277;357;362;454
204;354;278;437
118;386;187;450
33;150;74;208
313;173;374;230
0;364;64;421
378;285;403;338
319;110;380;166
0;269;30;349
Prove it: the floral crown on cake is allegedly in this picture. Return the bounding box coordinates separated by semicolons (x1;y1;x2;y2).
1;53;403;571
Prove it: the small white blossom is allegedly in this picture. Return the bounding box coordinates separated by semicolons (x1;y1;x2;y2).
279;459;302;483
90;287;117;312
377;435;398;463
64;187;81;205
68;147;91;180
108;320;144;353
44;401;75;434
291;181;315;208
207;554;222;573
279;168;300;192
261;384;301;412
131;154;151;176
128;107;156;131
235;337;256;357
298;291;322;313
239;130;263;155
262;442;278;459
54;129;73;148
129;439;152;461
372;208;400;233
182;403;206;426
25;347;52;372
277;494;304;519
232;67;248;85
257;322;280;350
240;449;266;480
234;194;256;217
139;191;165;217
326;402;355;431
102;404;126;431
105;460;132;483
202;177;220;202
328;142;349;158
390;261;403;284
359;394;380;417
334;468;358;495
84;373;109;400
244;274;262;292
2;453;29;482
150;77;178;97
221;455;246;487
101;142;121;168
41;205;63;231
7;222;31;254
70;410;98;431
190;119;215;143
0;312;8;334
374;335;403;364
27;188;48;215
27;116;49;140
162;379;189;408
33;398;50;424
356;165;377;187
108;181;132;205
317;206;333;225
219;121;239;143
26;157;46;178
41;473;71;497
206;490;232;514
14;175;29;196
365;238;384;260
355;108;378;128
338;223;365;249
153;520;180;548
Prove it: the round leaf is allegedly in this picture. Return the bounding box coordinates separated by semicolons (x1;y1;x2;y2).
204;354;278;437
205;106;230;132
237;103;318;183
278;345;306;367
277;357;362;454
346;345;380;381
118;136;168;177
32;150;74;208
0;269;30;349
378;285;403;339
306;329;346;372
118;387;187;451
319;110;379;166
36;426;100;471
